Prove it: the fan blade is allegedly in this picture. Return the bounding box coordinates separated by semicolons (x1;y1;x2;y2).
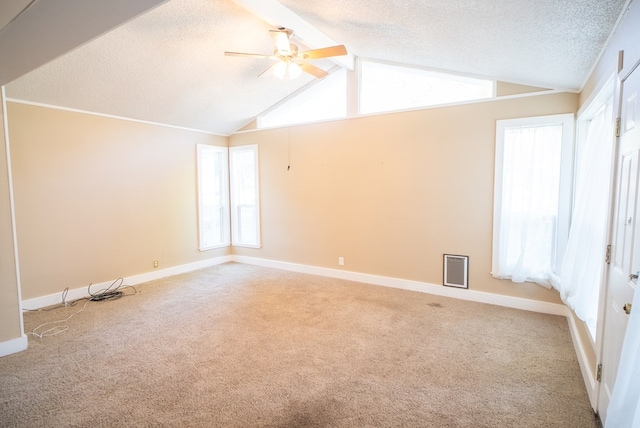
225;51;274;59
269;29;292;54
299;45;347;60
299;62;328;78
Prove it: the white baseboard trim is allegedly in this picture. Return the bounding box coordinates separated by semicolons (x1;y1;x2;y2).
0;334;28;357
21;256;233;310
567;310;598;410
20;254;567;317
232;256;568;316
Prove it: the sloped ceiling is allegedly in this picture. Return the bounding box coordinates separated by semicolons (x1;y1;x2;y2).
0;0;168;86
3;0;630;135
0;0;34;30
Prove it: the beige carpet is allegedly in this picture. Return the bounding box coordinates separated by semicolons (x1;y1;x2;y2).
1;263;598;427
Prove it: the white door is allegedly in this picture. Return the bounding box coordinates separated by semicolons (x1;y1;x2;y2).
598;64;640;423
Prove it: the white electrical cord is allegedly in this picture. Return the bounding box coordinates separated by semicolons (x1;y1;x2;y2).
27;299;91;339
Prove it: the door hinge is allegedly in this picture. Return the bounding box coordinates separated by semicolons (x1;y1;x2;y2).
597;364;603;382
606;245;612;264
616;117;621;137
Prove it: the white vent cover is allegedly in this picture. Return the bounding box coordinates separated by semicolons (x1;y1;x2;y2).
443;254;469;288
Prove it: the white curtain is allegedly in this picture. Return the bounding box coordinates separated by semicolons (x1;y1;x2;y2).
493;124;563;287
605;287;640;427
553;103;613;333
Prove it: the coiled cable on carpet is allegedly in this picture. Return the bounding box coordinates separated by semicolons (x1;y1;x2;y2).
88;277;135;301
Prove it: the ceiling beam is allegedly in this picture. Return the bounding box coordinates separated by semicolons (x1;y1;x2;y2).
0;0;168;86
229;0;355;71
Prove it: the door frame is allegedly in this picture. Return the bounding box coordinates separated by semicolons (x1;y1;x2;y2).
595;55;640;418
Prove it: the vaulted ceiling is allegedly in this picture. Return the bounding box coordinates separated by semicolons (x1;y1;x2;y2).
1;0;630;135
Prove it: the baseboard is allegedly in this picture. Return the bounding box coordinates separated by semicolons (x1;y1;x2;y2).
21;253;568;316
567;309;598;410
0;334;28;357
21;255;233;310
231;256;568;316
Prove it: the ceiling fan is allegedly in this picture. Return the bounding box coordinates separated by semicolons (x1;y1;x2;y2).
224;27;347;80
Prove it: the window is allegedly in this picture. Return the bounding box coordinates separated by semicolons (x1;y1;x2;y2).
492;114;574;287
230;145;260;247
559;88;614;339
360;60;493;115
196;144;229;249
258;68;347;128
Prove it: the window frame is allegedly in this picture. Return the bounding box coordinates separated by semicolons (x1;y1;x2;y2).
196;144;230;250
229;144;261;248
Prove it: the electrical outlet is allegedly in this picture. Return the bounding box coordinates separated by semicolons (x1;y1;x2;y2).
338;257;344;266
153;260;158;268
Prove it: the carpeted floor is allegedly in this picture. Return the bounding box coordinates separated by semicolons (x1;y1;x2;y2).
1;263;598;427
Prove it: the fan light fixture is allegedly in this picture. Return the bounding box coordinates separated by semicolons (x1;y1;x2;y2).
273;60;302;80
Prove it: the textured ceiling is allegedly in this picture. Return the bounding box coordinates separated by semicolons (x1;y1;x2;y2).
5;0;629;135
279;0;627;90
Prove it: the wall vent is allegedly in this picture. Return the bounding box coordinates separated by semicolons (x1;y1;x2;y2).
443;254;469;289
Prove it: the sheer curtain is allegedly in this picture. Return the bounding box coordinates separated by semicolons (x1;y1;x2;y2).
493;124;563;287
605;287;640;427
553;103;613;334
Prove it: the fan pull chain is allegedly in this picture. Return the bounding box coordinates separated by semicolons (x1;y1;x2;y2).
286;78;292;172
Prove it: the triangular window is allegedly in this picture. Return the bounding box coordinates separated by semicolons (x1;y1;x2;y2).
258;68;347;128
360;61;493;115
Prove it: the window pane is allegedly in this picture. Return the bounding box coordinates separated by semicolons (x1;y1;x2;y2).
238;205;256;243
501;125;562;277
197;145;229;249
259;69;346;128
492;115;573;287
234;150;256;205
230;145;260;247
201;205;224;248
360;61;493;115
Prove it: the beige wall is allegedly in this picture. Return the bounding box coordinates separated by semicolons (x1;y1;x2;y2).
0;91;22;343
495;81;549;97
8;102;230;300
581;0;640;106
7;92;579;306
230;92;578;304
